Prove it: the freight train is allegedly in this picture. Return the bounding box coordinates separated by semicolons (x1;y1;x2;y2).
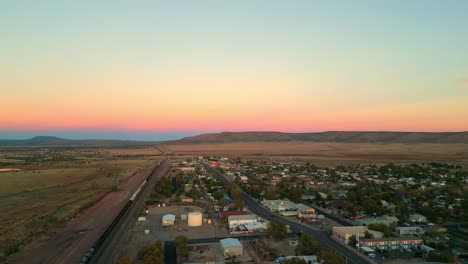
80;160;163;264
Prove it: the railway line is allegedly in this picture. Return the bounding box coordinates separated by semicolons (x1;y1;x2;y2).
83;159;170;264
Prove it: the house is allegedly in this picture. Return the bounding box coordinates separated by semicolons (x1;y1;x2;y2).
409;214;427;223
358;237;423;250
239;176;248;183
332;226;384;244
161;214;176;226
181;197;194;203
395;226;425;236
220;238;243;257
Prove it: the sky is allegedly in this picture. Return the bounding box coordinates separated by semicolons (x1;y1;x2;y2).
1;0;468;140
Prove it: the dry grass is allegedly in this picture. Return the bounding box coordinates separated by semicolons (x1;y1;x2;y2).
165;142;468;166
0;147;159;251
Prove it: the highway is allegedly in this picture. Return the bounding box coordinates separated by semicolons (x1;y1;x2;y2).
88;158;171;264
202;162;372;264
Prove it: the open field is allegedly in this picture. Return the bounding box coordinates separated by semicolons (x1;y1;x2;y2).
0;146;161;256
164;142;468;166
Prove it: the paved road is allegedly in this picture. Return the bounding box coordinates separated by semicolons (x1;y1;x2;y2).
89;158;171;264
202;163;372;264
303;202;353;227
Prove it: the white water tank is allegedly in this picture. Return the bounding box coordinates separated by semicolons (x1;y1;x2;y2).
188;212;203;227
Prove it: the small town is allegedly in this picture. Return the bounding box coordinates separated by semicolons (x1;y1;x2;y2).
121;157;467;264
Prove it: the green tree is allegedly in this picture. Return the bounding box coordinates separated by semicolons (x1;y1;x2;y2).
348;235;357;247
213;190;225;201
233;198;245;210
265;185;277;199
137;240;164;263
175;235;189;260
367;223;392;237
295;234;321;255
319;249;345;264
266;221;288;240
289;186;302;203
187;188;201;199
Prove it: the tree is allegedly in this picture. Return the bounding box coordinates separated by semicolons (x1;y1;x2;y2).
187;188;201;199
319;249;345;264
137;240;164;263
175;236;189;260
347;235;357;247
265;185;277;199
289;186;302;203
117;256;132;264
295;234;321;255
364;231;374;238
213;190;225;201
227;184;242;200
233;198;245;210
367;223;392;237
266;221;288;240
283;257;307;264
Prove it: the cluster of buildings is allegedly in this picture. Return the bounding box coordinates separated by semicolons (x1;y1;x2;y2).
261;199;316;218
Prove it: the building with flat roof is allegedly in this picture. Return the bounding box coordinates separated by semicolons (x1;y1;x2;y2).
333;226;383;244
355;215;399;226
228;214;257;226
359;237;423;250
395;226;425;236
220;238;243;257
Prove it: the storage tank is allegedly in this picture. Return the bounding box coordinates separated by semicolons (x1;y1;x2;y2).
187;212;203;227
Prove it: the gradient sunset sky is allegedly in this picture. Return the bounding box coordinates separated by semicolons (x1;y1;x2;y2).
1;1;468;140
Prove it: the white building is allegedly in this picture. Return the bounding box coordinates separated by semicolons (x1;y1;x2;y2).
409;214;427;223
395;226;425;236
228;214;257;226
161;214;176;226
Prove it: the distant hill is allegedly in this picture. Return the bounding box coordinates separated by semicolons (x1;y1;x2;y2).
0;136;157;147
170;131;468;144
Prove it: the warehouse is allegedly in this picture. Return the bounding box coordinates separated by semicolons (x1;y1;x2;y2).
220;238;243;257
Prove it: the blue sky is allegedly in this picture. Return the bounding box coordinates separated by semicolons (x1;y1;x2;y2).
1;0;467;140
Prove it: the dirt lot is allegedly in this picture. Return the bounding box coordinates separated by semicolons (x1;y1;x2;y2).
123;204;229;261
0;146;161;259
164;142;468;166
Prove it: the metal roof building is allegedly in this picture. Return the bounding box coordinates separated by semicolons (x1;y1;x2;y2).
220;238;243;257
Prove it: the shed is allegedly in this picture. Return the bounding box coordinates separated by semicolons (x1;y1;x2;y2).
220;238;243;257
161;214;176;226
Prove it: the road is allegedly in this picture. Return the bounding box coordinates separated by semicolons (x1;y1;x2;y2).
89;158;171;264
202;163;372;264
